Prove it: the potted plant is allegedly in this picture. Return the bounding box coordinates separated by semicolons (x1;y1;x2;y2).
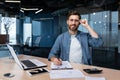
2;17;14;43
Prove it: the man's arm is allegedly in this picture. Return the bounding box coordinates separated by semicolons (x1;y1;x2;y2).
80;19;98;38
80;19;103;47
48;35;62;65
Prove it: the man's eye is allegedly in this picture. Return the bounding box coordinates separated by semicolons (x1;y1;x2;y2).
69;19;79;22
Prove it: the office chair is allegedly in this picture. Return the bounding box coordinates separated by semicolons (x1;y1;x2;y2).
24;37;31;48
22;37;31;55
33;36;41;47
31;36;41;51
23;36;41;55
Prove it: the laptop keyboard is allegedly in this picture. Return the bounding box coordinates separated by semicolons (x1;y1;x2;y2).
21;60;37;67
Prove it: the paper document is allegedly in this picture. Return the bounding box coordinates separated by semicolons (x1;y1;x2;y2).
51;61;73;70
85;76;106;80
50;69;85;79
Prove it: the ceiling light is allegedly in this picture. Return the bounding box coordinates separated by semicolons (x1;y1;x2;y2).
93;12;96;15
21;8;39;11
104;15;107;18
20;9;24;13
119;22;120;25
35;9;43;14
34;18;54;21
5;0;21;3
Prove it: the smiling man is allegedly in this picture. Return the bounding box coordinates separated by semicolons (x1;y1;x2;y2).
48;10;103;65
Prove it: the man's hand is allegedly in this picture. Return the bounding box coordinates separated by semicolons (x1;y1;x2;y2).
80;19;89;29
51;57;62;66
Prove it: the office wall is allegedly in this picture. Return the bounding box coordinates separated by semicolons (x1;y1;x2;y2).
30;12;61;47
118;10;120;53
32;19;55;47
119;29;120;53
16;18;23;44
58;15;68;33
32;21;41;36
16;12;62;48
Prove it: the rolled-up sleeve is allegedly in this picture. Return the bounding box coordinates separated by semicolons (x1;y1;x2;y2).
88;34;103;47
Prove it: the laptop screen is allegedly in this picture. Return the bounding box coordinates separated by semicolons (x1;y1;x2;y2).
7;44;24;70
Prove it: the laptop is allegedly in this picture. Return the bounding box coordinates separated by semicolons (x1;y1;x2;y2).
7;44;47;70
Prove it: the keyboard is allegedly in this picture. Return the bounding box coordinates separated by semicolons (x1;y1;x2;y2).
21;60;37;67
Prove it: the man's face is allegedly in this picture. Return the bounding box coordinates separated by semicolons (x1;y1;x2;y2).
67;15;80;31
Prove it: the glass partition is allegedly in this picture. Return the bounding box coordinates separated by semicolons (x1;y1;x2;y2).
78;11;118;47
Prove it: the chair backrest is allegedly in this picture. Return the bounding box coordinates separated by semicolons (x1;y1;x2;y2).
25;37;31;46
33;36;41;47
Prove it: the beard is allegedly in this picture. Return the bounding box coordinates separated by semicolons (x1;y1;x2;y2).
68;24;78;31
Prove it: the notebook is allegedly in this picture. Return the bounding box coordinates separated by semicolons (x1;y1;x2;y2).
7;44;47;70
51;61;73;70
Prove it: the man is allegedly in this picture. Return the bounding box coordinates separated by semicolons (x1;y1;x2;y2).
48;10;103;65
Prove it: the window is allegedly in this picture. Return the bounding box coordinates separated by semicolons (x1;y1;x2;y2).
0;17;16;44
23;23;32;46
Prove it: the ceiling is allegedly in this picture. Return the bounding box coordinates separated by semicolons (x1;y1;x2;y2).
0;0;119;16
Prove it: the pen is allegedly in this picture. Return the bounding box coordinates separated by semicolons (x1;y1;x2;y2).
57;58;62;65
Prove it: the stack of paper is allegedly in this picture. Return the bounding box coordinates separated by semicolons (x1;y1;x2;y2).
50;69;85;79
85;76;106;80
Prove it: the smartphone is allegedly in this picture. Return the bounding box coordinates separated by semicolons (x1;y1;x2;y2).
83;68;102;74
26;68;48;76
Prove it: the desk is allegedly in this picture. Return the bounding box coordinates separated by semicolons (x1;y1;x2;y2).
0;55;120;80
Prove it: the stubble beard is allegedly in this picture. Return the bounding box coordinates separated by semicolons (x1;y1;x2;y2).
69;25;78;31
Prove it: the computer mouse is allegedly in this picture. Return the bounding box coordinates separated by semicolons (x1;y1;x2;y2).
4;73;15;78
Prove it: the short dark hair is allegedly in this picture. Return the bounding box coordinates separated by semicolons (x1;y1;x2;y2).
67;10;81;20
